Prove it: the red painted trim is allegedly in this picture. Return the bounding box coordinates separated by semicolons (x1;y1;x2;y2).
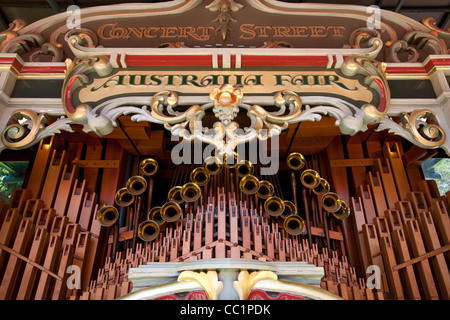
247;289;308;300
153;290;208;300
20;66;67;74
373;78;387;113
0;57;17;64
124;55;212;66
241;55;329;67
385;66;426;74
64;76;78;114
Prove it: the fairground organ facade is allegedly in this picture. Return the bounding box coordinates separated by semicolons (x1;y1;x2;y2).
0;0;449;301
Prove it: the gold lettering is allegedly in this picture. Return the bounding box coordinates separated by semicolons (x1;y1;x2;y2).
326;26;345;37
144;27;160;38
178;26;196;38
127;27;146;38
309;26;327;37
98;23;115;40
272;26;292;37
239;24;256;40
254;26;272;37
196;27;214;41
290;26;309;37
161;27;179;38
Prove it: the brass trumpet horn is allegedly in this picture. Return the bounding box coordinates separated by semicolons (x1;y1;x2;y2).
190;167;210;186
239;175;260;195
300;169;320;189
223;152;239;169
139;158;159;176
256;180;274;200
284;215;305;236
115;187;135;207
287;152;306;171
321;192;342;213
126;175;147;195
264;196;285;217
168;186;184;204
147;206;164;226
332;200;350;220
280;200;297;219
138;220;160;242
181;182;201;202
236;160;254;178
203;156;223;175
312;178;330;196
97;205;119;227
161;201;182;222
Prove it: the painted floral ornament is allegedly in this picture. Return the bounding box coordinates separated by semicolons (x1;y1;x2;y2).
210;84;243;125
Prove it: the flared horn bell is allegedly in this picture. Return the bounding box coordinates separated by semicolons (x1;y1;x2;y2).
280;200;297;219
97;205;119;227
168;186;184;204
126;175;147;195
264;196;285;217
287;152;306;171
236;160;254;178
139;158;159;176
332;200;350;220
147;206;164;226
284;215;305;236
161;201;182;222
312;178;330;196
322;192;342;213
223;152;239;169
203;156;223;176
256;180;274;200
138;220;160;241
190;167;210;186
300;169;321;189
115;187;135;207
239;175;260;195
181;182;201;202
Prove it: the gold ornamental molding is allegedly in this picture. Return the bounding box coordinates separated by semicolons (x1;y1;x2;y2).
1;53;448;155
1;0;446;65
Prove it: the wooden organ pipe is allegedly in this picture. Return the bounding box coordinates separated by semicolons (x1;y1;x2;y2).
302;187;313;245
290;172;298;210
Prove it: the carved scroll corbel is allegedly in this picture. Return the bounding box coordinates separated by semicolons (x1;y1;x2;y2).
62;56;114;135
0;19;26;51
340;55;390;123
1;109;74;150
0;30;63;62
421;17;450;41
376;109;446;151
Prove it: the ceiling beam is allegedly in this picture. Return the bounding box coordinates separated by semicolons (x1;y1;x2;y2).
0;8;9;30
438;12;450;29
394;0;406;13
46;0;61;13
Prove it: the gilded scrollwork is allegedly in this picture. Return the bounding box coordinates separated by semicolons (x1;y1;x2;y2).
206;0;243;40
0;109;73;150
376;109;446;149
0;19;27;51
233;270;278;300
62;56;113;132
340;55;389;121
178;270;223;300
421;17;450;40
386;29;448;62
0;27;63;62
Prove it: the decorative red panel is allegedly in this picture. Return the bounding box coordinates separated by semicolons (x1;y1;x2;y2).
153;290;209;300
247;289;308;300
